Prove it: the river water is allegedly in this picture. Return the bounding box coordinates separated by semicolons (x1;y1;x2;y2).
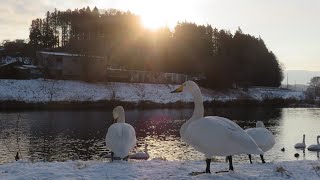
0;108;319;164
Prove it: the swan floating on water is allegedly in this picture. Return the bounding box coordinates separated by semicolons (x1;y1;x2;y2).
245;121;275;164
307;136;320;151
294;134;306;149
105;106;137;161
130;144;150;160
171;81;263;174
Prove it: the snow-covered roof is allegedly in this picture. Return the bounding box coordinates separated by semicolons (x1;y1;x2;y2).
38;51;104;59
14;66;28;70
39;51;81;57
22;65;38;69
0;60;18;67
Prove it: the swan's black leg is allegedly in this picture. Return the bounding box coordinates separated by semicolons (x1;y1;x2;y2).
205;158;211;173
15;152;20;161
260;154;266;163
111;152;114;162
228;156;234;171
188;159;210;176
248;154;252;164
123;156;129;161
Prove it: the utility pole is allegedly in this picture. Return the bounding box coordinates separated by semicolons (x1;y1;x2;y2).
287;72;289;89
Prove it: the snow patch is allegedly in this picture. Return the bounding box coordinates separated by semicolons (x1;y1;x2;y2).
0;79;305;104
0;160;319;179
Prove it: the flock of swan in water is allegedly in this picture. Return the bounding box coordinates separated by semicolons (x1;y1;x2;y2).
294;134;320;152
104;81;320;174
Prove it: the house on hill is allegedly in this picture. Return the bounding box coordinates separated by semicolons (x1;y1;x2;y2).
36;51;107;81
0;57;42;79
36;51;204;84
106;68;190;84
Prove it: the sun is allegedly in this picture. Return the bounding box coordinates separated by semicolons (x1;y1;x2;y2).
94;0;194;30
134;1;187;30
140;14;169;30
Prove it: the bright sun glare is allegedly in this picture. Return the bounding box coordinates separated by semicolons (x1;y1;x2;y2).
141;14;169;30
95;0;196;30
135;1;188;30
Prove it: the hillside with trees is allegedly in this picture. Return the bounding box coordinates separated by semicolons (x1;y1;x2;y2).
27;6;283;88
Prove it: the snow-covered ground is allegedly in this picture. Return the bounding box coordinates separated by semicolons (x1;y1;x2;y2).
0;79;305;104
0;159;319;179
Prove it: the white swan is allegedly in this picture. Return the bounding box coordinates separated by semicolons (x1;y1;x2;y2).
130;144;150;160
105;106;137;161
171;81;263;174
245;121;275;163
307;136;320;151
294;134;306;149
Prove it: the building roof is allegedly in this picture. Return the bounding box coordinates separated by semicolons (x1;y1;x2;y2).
22;65;38;69
0;60;18;67
38;51;104;59
39;51;81;57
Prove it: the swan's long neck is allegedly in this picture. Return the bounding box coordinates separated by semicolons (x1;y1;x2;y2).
144;145;148;153
180;87;204;138
117;111;125;123
190;89;204;121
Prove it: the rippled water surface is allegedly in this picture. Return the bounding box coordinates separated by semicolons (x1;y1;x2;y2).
0;108;320;164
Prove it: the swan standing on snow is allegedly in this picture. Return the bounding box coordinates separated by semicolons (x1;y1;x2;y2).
130;144;150;160
171;81;263;174
245;121;275;164
294;134;306;149
307;136;320;151
105;106;137;161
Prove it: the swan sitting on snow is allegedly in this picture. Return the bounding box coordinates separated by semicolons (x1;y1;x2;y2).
245;121;275;164
307;136;320;151
130;144;149;160
171;81;263;174
294;134;306;149
105;106;137;161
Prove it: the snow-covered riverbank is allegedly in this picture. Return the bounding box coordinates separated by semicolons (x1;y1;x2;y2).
0;79;305;106
0;159;319;179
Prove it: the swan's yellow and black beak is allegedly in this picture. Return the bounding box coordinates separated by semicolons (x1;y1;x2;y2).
171;85;184;93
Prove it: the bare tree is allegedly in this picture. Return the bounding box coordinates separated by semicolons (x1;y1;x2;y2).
40;79;60;102
306;76;320;101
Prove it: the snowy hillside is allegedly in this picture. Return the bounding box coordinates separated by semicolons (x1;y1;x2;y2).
0;79;305;104
0;159;319;179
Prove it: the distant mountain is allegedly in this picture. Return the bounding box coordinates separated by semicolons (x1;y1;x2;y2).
282;70;320;85
280;84;308;92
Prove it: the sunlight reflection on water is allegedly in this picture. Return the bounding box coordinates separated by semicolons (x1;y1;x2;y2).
0;108;320;164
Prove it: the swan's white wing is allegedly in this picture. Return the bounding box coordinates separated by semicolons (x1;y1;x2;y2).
246;128;275;152
185;116;262;157
105;123;137;158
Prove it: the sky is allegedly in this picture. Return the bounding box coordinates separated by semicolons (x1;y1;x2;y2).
1;0;320;71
